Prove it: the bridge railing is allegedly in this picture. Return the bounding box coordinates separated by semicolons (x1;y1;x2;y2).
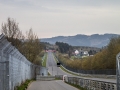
66;77;116;90
55;75;116;90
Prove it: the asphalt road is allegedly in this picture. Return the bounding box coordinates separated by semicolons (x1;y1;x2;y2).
46;51;116;83
46;52;72;76
27;80;78;90
27;51;116;90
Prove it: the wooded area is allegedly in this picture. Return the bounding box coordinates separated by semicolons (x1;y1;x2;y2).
57;36;120;70
55;42;72;53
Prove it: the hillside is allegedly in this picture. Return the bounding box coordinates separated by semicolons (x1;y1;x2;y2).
40;34;119;48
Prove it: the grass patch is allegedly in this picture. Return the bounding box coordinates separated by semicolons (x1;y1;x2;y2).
65;82;87;90
60;66;79;76
71;56;75;60
42;53;47;67
53;54;59;63
60;66;71;74
16;79;34;90
48;72;51;76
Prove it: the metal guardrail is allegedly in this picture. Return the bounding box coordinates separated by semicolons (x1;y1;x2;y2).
36;75;55;81
55;75;63;80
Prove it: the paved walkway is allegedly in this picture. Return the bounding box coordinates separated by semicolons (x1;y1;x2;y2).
27;80;78;90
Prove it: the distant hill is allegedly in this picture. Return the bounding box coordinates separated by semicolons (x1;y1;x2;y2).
40;34;120;48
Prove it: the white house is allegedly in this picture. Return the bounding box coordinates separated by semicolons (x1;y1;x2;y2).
75;50;79;55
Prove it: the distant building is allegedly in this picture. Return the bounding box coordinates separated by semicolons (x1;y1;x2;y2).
81;51;89;58
83;51;89;56
74;49;89;58
75;50;79;55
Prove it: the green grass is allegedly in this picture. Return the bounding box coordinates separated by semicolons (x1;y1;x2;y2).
16;79;34;90
71;56;75;60
65;82;87;90
42;53;47;67
53;54;59;63
48;72;51;76
60;66;79;76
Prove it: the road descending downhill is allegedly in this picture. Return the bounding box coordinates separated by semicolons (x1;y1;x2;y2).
27;80;78;90
27;51;79;90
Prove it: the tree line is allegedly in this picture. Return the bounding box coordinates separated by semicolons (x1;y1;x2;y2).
55;42;99;57
57;36;120;70
55;42;72;53
1;17;44;65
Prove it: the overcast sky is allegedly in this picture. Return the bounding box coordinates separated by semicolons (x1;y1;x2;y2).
0;0;120;38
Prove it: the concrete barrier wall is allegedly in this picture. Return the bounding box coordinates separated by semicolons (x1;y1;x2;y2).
55;75;117;90
65;77;116;90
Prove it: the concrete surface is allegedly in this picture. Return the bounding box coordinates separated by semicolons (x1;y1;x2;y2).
27;80;78;90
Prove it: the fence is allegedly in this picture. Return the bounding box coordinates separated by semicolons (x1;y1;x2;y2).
0;34;40;90
63;65;116;75
0;61;9;90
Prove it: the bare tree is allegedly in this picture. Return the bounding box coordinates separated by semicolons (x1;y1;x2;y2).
1;17;23;39
1;17;43;65
1;17;24;51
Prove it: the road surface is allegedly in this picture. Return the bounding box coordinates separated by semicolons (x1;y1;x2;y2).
46;51;116;83
46;51;73;76
27;80;78;90
27;51;116;90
